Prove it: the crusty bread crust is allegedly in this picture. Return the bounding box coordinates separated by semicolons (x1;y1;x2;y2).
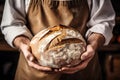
30;25;86;68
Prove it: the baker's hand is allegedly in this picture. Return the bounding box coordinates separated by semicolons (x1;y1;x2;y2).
13;36;52;72
56;33;105;74
56;44;95;74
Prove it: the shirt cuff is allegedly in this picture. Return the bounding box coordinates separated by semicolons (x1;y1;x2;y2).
85;24;113;45
3;25;33;47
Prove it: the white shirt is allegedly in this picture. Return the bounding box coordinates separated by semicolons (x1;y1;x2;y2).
0;0;115;47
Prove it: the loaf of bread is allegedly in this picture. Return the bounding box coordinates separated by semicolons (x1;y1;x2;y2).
30;25;86;68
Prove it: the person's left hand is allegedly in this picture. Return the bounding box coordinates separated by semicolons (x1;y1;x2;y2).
54;44;95;74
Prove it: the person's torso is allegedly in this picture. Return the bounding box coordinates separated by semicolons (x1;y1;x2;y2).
26;0;90;36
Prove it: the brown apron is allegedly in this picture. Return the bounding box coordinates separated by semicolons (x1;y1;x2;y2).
15;0;102;80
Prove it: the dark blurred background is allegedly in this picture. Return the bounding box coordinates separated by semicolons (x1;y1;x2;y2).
0;0;120;80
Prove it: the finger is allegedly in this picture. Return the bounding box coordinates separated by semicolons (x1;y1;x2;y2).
26;52;35;61
20;45;52;71
60;56;92;74
26;54;52;71
28;61;52;71
81;45;95;60
21;45;36;62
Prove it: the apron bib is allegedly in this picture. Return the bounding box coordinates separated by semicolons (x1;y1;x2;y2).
27;0;89;36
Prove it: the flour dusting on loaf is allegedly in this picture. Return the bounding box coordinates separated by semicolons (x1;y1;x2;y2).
30;25;86;68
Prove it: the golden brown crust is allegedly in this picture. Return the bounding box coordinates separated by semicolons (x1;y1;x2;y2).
30;25;86;68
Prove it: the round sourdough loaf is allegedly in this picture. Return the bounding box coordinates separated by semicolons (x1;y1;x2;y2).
30;25;86;68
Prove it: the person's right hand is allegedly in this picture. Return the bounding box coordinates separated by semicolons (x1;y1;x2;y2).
13;36;52;72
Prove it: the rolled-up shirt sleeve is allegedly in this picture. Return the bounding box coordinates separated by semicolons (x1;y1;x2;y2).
86;0;115;45
0;0;33;47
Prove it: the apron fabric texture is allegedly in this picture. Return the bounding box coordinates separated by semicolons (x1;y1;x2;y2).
15;0;102;80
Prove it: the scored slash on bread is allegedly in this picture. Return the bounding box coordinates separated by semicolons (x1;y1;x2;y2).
30;25;86;68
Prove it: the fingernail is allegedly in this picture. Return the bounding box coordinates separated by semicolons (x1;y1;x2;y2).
29;57;34;61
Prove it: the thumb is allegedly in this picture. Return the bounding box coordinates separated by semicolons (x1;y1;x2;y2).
81;45;94;61
21;45;35;62
81;52;88;61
